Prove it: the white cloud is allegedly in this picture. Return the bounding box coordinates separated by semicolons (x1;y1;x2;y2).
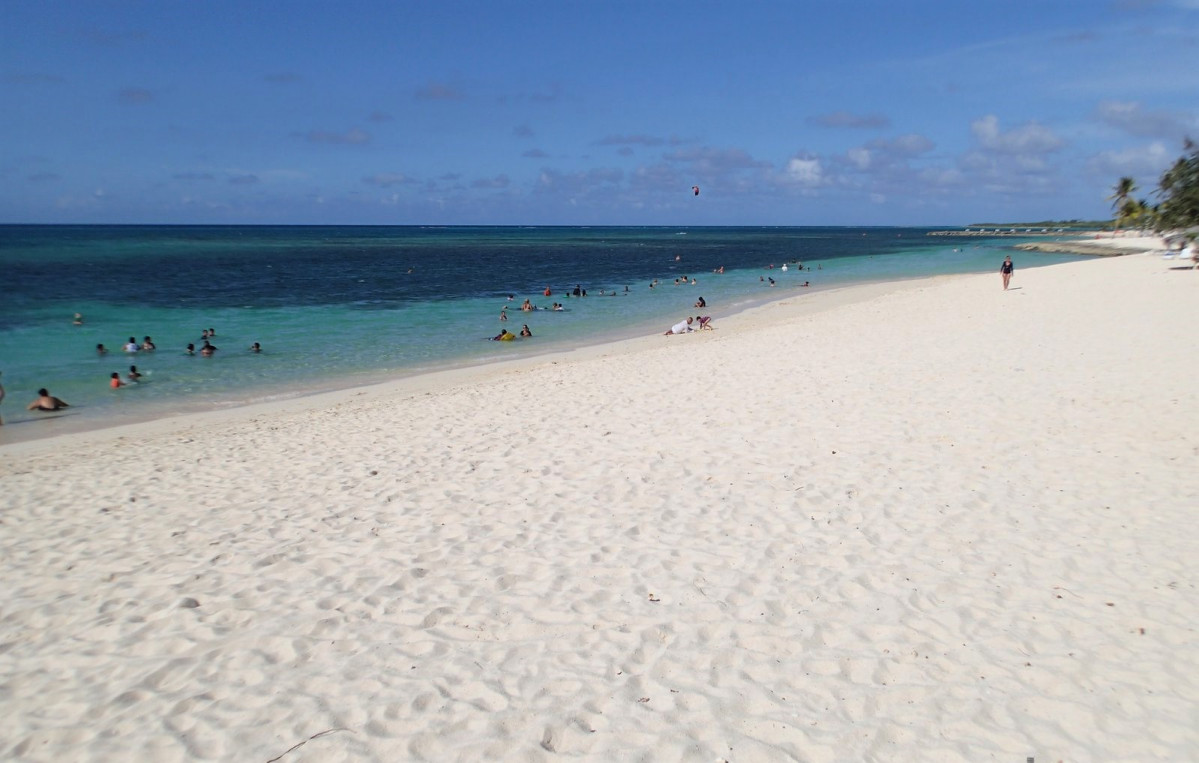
971;115;1064;154
1095;100;1196;139
847;147;872;170
785;155;824;187
887;134;936;156
1085;141;1174;179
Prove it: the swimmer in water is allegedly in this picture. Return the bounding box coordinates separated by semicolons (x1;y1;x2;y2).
27;388;69;412
110;372;124;388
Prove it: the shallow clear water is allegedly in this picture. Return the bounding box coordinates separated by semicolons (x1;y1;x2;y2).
0;225;1091;438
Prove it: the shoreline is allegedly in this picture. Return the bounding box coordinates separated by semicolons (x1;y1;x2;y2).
3;248;1196;760
0;276;913;455
0;226;1099;447
1013;233;1168;257
0;269;954;451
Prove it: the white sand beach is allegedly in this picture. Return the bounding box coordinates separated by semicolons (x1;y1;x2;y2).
2;250;1197;761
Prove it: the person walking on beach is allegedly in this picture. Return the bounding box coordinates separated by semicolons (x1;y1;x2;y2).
1000;255;1014;290
0;371;6;425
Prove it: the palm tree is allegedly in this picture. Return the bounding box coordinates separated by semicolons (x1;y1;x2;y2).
1109;176;1137;218
1117;198;1140;228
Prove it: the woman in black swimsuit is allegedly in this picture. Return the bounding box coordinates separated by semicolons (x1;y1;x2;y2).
1000;256;1014;290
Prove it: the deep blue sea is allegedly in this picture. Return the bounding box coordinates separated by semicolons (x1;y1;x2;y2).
0;225;1092;440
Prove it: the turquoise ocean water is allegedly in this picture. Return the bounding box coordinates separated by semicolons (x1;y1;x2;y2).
0;226;1091;440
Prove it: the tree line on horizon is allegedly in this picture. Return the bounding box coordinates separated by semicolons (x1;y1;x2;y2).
1109;139;1199;235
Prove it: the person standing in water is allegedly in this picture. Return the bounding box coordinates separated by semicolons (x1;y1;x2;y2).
1000;256;1014;290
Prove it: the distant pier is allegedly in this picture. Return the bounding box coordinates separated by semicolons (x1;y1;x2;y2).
927;228;1090;237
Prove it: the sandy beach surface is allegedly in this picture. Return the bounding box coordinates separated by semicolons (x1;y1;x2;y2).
2;247;1197;762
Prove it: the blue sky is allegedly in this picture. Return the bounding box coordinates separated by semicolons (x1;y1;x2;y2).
3;0;1197;225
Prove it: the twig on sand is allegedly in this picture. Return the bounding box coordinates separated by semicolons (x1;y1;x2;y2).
266;728;353;762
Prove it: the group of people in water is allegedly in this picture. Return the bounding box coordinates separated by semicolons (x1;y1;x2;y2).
495;262;810;344
95;328;261;387
5;322;267;422
93;328;255;361
491;282;624;341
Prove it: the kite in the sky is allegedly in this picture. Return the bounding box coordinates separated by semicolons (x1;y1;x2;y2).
692;186;700;196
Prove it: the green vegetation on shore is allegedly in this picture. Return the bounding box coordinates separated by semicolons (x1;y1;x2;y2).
1109;139;1199;233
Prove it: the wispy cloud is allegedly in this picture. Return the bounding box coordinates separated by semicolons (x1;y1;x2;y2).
806;111;891;129
663;146;769;173
1095;100;1196;139
844;134;935;171
3;72;65;85
596;134;684;147
82;28;147;46
535;167;624;196
362;173;411;188
228;174;260;185
118;88;155;105
303;128;371;145
471;174;510;189
1085;141;1174;180
415;82;464;101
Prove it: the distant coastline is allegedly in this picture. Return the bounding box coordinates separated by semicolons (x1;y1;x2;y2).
1012;237;1165;256
926;227;1170;256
